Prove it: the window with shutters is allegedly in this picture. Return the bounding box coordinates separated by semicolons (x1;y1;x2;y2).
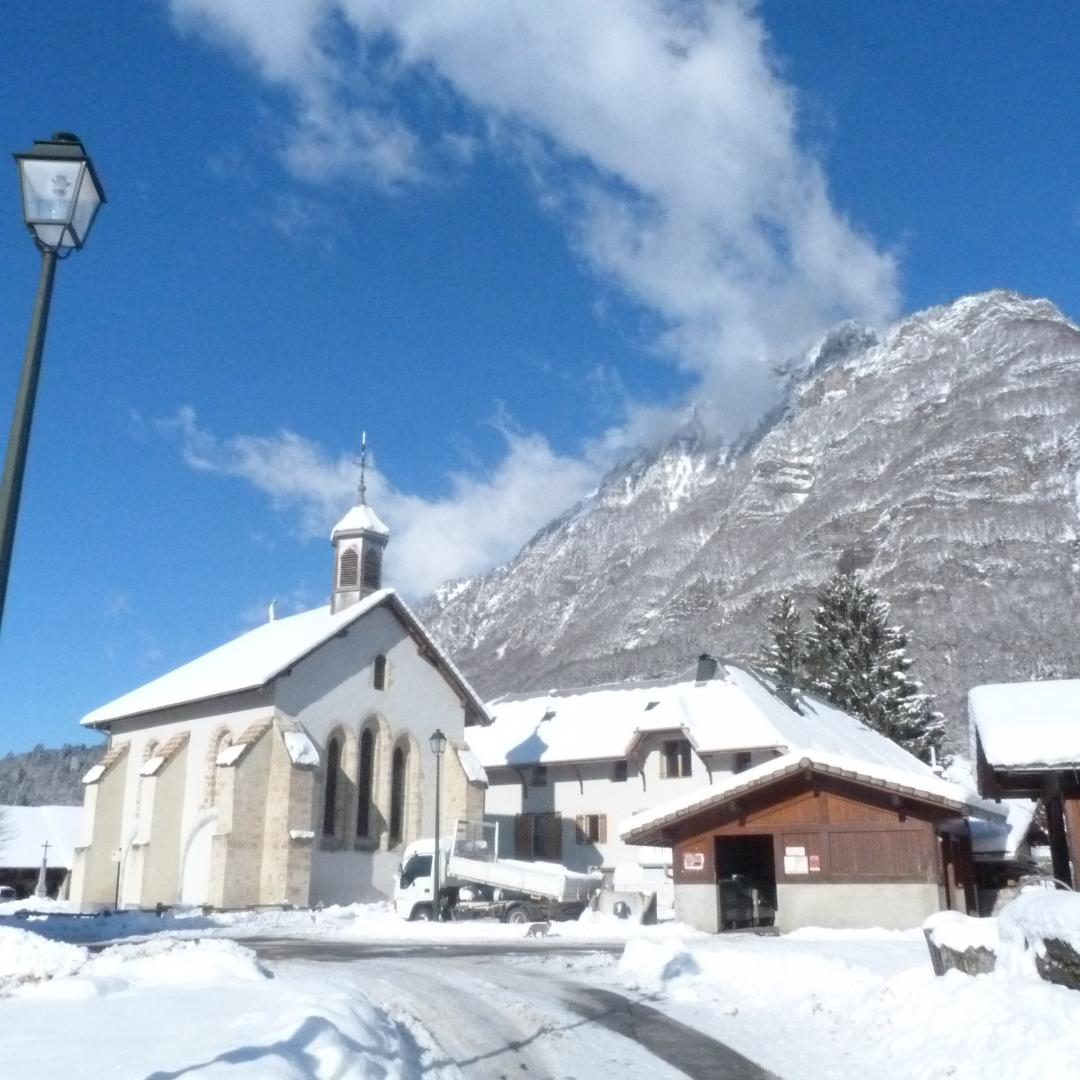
513;812;562;860
362;546;382;590
660;738;693;779
338;547;359;588
576;814;607;844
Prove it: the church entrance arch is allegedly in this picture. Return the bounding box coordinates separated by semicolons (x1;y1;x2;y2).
179;809;218;906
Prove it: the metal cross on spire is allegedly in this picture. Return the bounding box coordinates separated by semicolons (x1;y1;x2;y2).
355;431;368;505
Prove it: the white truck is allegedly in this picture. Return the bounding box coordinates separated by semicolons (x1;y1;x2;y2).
394;820;600;923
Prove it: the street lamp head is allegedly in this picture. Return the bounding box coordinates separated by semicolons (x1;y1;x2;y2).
429;728;448;756
14;132;106;254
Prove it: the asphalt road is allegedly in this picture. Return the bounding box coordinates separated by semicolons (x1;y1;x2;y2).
247;937;779;1080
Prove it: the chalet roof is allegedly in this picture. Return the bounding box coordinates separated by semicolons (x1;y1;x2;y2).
619;751;1000;846
969;679;1080;770
0;805;83;870
81;590;490;729
470;661;938;777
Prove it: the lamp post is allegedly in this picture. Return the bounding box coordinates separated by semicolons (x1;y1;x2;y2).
429;728;448;921
1;133;105;631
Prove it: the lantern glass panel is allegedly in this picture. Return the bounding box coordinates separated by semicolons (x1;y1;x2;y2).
19;158;81;230
70;169;102;246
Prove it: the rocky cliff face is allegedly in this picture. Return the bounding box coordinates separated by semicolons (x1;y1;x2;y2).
419;292;1080;744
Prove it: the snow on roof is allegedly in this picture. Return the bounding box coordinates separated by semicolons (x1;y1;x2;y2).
619;750;996;844
456;746;488;786
471;662;938;779
968;800;1037;859
0;805;83;869
969;679;1080;769
332;504;389;539
82;591;395;727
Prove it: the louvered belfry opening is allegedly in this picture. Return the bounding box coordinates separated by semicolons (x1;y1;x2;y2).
338;547;359;588
361;545;382;592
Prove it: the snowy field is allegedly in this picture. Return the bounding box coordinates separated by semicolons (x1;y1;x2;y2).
2;899;1079;1079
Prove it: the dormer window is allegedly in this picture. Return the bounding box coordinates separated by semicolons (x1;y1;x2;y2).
661;738;693;779
362;546;382;590
339;547;359;588
530;765;548;788
373;654;387;690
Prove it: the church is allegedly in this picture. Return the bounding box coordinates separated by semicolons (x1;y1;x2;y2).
69;473;490;910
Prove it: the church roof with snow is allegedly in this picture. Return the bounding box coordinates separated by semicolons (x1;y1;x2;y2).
82;589;489;728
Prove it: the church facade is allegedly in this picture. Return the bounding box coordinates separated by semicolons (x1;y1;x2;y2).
70;488;489;910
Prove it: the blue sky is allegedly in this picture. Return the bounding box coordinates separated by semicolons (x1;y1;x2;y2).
0;1;1077;755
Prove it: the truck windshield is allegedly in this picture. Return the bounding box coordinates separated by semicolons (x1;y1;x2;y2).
400;854;432;887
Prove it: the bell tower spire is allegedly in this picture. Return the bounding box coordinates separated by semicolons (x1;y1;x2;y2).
330;432;389;614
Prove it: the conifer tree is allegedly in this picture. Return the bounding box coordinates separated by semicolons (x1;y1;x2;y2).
804;572;945;762
761;593;805;689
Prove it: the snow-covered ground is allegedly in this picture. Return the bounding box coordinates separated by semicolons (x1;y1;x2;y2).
3;899;1080;1079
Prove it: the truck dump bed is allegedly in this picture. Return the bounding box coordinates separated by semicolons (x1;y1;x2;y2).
447;854;596;903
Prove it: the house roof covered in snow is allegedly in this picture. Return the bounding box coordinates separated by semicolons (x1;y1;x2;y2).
619;750;998;846
82;589;490;729
471;661;941;778
969;679;1080;770
0;805;83;869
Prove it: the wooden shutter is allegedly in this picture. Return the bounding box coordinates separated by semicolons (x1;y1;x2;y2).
599;815;608;843
514;814;533;859
575;815;586;844
541;813;562;860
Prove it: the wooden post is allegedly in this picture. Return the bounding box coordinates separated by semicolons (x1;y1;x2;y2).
1045;796;1073;888
1062;796;1080;890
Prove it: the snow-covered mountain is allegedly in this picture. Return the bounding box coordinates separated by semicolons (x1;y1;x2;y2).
419;291;1080;743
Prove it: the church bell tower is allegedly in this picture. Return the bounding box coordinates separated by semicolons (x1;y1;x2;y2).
330;434;389;614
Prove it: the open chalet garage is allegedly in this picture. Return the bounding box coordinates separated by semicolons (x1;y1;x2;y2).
621;751;994;933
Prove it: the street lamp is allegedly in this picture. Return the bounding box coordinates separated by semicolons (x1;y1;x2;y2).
0;133;106;631
429;728;448;921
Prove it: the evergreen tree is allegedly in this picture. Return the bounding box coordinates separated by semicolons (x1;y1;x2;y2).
761;593;805;688
804;572;945;762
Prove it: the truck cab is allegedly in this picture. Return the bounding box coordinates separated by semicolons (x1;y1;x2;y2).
394;838;444;921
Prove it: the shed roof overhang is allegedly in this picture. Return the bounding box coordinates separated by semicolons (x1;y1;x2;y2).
621;755;998;847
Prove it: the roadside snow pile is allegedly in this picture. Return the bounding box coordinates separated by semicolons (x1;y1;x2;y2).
0;927;87;994
614;931;1080;1080
998;889;1080;988
2;934;444;1079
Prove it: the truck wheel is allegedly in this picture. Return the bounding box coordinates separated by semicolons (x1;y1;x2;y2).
411;904;435;922
504;905;531;924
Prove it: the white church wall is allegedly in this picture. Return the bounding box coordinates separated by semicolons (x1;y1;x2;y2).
274;604;470;901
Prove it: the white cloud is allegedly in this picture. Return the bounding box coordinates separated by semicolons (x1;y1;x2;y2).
164;1;902;590
170;0;900;431
158;408;600;597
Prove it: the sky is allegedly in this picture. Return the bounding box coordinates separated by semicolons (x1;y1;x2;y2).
1;1;1079;755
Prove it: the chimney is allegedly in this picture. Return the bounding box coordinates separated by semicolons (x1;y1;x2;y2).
696;653;718;684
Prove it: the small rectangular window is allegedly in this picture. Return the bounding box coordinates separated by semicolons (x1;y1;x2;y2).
530;765;547;788
661;739;693;779
612;760;628;783
734;751;752;774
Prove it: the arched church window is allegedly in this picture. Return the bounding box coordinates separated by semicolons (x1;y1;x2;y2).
357;728;375;838
339;547;359;588
323;736;342;837
389;743;407;847
373;654;387;690
362;546;382;590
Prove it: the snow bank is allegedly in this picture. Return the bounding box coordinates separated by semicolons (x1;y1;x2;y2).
610;930;1080;1080
0;927;87;994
